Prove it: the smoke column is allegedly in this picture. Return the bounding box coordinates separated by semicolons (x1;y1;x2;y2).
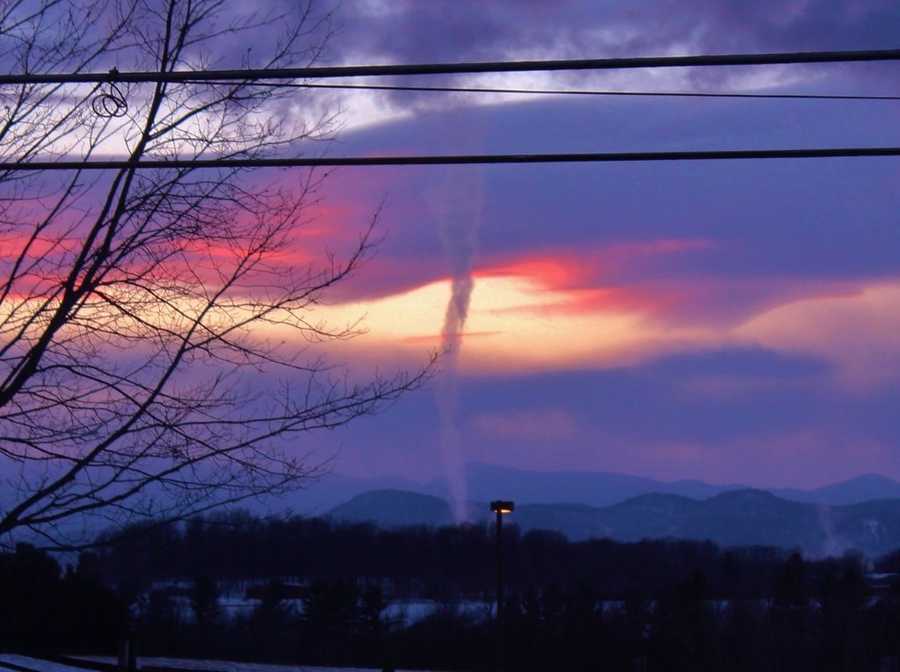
816;503;844;557
433;166;484;523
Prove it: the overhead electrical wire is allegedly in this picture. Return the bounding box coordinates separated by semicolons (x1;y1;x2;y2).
187;79;900;102
3;48;900;174
6;146;900;171
1;47;900;85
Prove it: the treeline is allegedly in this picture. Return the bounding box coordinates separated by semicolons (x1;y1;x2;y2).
126;552;899;672
7;511;900;671
96;510;803;600
0;543;121;652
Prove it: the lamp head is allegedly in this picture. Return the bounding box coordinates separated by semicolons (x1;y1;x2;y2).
490;500;515;514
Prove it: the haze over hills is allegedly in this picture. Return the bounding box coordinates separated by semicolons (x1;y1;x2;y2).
270;472;426;515
284;462;900;514
430;462;750;506
772;474;900;506
448;462;900;507
327;487;900;557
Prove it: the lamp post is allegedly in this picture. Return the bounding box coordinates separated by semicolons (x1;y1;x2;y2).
489;499;514;672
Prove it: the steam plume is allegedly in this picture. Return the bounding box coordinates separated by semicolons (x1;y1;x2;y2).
433;167;483;523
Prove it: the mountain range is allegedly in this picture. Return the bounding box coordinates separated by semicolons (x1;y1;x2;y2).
327;487;900;557
279;462;900;514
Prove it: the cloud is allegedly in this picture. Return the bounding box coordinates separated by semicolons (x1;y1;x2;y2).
299;345;900;488
473;408;578;442
296;275;699;375
736;282;900;388
329;0;900;107
328;91;900;274
334;1;900;63
257;1;900;489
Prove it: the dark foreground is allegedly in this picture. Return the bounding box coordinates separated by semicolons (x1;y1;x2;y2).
6;512;900;671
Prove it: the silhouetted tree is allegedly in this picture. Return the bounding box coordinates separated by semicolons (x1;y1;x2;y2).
0;543;121;651
0;0;430;551
191;575;219;627
141;590;183;655
301;578;361;664
60;513;900;670
818;554;869;671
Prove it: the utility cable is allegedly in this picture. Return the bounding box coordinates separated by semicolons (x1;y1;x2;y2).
187;79;900;102
5;146;900;171
2;47;900;85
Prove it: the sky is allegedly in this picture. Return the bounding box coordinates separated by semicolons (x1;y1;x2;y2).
261;0;900;492
8;0;900;502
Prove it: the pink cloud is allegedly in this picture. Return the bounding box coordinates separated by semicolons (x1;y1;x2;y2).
478;239;712;287
470;242;712;317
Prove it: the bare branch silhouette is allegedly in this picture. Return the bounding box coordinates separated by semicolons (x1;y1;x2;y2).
0;0;432;549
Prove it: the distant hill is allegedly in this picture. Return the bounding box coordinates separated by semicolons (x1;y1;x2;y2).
277;464;900;516
773;474;900;506
328;488;900;556
439;462;689;508
266;473;431;516
328;489;453;527
426;463;900;508
587;490;824;549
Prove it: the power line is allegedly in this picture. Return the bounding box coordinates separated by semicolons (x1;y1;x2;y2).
6;146;900;171
190;79;900;102
2;47;900;85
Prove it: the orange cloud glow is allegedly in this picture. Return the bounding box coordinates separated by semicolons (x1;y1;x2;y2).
734;283;900;388
288;261;713;375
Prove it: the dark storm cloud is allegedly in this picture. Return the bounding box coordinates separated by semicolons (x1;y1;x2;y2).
330;0;900;92
322;91;900;321
334;0;900;62
274;0;900;486
314;0;900;318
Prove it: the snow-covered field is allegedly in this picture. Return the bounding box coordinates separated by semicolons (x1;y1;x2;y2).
0;655;434;672
160;593;493;627
77;657;403;672
382;598;492;626
0;654;89;672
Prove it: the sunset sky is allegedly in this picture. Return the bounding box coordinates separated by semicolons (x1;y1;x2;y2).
259;0;900;491
9;0;896;498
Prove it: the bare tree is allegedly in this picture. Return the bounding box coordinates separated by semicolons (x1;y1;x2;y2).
0;0;430;549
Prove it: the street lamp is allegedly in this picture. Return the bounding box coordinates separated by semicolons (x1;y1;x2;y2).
490;500;514;672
